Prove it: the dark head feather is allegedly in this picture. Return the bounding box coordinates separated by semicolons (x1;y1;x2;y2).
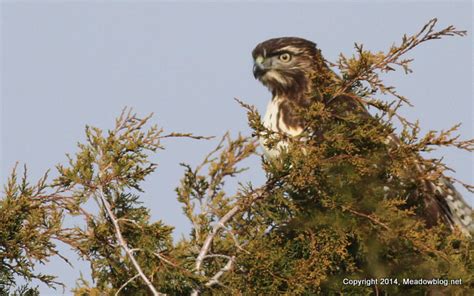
252;37;317;60
252;37;335;103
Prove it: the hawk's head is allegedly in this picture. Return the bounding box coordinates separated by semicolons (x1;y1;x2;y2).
252;37;322;97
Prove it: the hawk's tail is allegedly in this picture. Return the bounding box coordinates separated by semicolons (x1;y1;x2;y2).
434;177;473;237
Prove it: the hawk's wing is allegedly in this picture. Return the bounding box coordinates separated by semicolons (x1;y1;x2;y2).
326;94;473;236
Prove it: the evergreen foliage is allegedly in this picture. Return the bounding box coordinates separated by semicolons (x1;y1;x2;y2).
1;19;472;295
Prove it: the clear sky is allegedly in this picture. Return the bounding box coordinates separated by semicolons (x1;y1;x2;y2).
1;1;472;294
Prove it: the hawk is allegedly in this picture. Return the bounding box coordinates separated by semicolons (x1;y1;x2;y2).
252;37;473;236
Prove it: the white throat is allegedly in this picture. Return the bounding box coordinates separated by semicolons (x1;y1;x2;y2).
260;96;303;158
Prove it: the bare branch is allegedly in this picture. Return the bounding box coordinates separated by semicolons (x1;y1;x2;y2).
154;252;180;268
159;132;214;140
336;18;466;97
204;254;233;260
342;206;390;230
190;181;275;295
204;256;235;288
115;274;140;296
194;203;242;274
96;186;165;296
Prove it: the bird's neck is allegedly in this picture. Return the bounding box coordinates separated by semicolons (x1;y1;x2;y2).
272;67;339;108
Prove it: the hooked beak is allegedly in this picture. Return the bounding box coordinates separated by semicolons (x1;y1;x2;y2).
253;56;268;79
253;63;267;79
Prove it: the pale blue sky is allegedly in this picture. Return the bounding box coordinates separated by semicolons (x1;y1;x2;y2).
1;1;472;294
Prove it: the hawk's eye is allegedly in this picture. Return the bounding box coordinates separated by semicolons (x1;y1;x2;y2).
279;53;291;62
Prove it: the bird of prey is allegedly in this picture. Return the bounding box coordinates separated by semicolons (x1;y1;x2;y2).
251;37;473;236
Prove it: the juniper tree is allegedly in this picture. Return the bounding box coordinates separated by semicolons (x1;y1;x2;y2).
0;19;472;295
